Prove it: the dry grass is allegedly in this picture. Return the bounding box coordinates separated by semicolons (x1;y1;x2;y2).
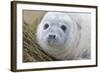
23;11;54;62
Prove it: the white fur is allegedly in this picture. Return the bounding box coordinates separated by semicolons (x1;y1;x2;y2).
36;12;91;60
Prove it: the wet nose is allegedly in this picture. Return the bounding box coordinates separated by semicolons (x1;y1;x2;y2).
49;34;56;39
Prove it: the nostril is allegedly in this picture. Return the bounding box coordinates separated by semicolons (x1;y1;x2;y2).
49;35;56;39
52;35;55;38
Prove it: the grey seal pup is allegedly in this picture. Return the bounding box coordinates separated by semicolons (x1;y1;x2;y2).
36;12;91;60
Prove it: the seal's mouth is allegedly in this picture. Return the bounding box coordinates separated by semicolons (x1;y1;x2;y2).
45;33;65;47
47;36;58;47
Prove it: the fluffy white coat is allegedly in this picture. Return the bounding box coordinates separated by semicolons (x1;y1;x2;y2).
36;12;91;60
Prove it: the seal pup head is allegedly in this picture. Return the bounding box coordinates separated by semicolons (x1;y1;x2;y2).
36;12;79;59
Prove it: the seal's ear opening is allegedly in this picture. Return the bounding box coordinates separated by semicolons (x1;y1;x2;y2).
76;23;82;30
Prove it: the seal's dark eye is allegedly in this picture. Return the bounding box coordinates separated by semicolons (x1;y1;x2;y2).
44;23;49;30
61;25;66;31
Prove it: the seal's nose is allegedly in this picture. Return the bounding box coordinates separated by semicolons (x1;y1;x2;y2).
49;34;56;39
